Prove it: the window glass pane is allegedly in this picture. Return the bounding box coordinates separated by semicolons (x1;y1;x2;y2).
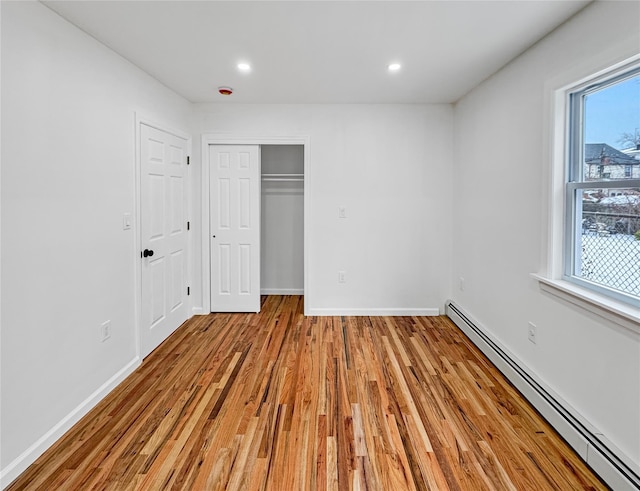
567;68;640;303
575;188;640;297
583;73;640;183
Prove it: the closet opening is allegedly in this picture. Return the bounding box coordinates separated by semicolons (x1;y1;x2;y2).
204;135;309;315
260;145;304;296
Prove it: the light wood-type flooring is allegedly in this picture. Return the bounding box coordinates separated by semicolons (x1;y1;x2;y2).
8;295;608;490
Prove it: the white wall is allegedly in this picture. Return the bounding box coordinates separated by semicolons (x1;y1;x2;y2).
0;2;191;483
8;0;636;485
261;145;304;294
192;103;454;315
452;0;640;467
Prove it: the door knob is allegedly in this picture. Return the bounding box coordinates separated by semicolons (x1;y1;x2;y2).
143;249;154;257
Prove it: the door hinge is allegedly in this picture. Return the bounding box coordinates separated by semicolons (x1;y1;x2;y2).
187;156;190;165
187;286;190;296
187;221;190;231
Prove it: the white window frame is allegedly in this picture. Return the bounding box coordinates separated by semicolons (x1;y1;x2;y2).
535;56;640;335
564;64;640;307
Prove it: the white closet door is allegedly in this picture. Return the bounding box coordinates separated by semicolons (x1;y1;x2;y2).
209;145;261;312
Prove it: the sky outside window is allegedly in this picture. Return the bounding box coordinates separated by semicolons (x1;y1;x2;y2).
584;74;640;149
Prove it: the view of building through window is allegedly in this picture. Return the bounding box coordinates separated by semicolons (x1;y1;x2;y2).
573;72;640;299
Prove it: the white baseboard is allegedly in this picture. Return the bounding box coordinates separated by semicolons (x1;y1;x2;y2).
0;357;141;489
446;300;640;491
308;307;440;316
191;306;204;315
260;288;304;295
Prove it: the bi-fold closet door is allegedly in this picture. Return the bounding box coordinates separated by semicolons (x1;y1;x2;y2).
209;144;304;313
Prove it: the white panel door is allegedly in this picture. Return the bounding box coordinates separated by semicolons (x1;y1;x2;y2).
140;123;189;357
210;145;261;312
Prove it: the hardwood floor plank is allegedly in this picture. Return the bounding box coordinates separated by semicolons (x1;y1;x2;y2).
7;296;609;491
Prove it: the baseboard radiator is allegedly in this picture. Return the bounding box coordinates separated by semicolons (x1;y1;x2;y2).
446;300;640;491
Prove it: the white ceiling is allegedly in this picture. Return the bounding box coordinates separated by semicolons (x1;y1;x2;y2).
42;0;591;104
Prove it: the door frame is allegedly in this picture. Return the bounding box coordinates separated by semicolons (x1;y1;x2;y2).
202;134;310;315
135;114;192;358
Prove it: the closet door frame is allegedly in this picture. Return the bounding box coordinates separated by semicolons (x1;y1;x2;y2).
201;135;310;315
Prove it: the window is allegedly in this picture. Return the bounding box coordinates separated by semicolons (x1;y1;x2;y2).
565;65;640;306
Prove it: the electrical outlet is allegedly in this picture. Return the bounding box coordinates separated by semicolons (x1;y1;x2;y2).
338;271;346;284
101;320;111;342
459;277;465;291
338;207;347;219
528;322;537;344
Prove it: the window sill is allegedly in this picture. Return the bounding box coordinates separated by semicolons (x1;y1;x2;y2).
532;274;640;335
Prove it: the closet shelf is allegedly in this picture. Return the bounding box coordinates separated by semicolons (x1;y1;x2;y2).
262;173;304;182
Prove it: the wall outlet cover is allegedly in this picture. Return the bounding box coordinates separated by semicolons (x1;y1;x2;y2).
101;321;111;342
528;322;537;344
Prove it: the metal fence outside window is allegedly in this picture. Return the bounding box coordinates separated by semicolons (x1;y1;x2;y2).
579;210;640;296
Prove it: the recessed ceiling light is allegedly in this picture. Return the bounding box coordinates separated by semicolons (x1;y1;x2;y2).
388;63;401;72
237;63;251;72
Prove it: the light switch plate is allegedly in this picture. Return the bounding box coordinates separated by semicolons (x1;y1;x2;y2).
123;213;132;230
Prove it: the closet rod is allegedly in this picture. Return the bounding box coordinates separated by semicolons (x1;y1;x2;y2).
262;173;303;178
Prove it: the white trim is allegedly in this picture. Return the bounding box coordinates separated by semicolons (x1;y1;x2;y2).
202;134;311;316
261;288;304;295
532;274;640;335
308;308;440;317
0;357;141;489
135;114;192;359
446;301;640;490
539;54;640;343
135;115;191;141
